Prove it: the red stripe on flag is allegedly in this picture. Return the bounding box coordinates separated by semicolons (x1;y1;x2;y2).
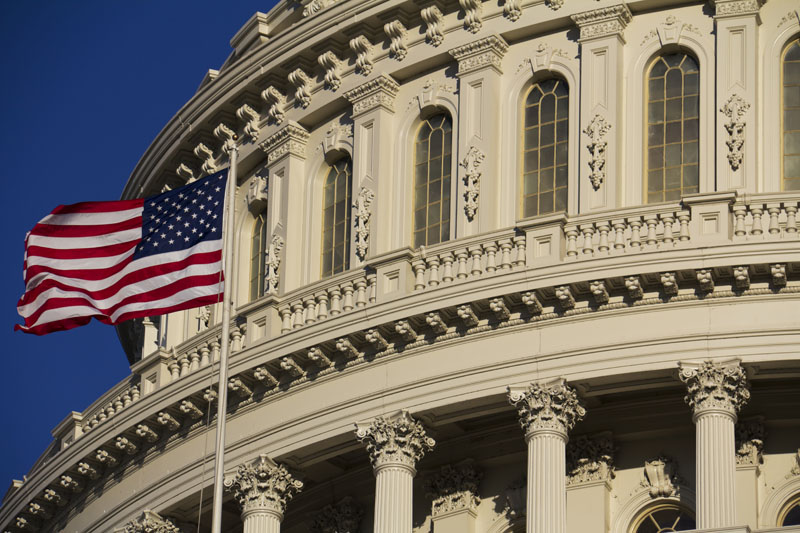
25;240;139;260
50;199;144;215
29;216;142;238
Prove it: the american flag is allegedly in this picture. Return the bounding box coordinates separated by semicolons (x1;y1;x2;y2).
16;171;228;335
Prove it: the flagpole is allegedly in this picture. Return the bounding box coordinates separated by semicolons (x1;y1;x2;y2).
211;143;237;533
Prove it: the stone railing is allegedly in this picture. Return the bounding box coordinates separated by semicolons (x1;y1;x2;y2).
80;379;141;434
732;192;800;239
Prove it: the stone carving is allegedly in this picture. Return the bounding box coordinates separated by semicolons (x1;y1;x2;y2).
721;94;750;171
176;163;195;183
15;516;36;531
318;51;343;91
116;436;138;455
246;176;268;209
344;74;400;117
353;187;374;260
778;10;800;28
288;68;312;109
179;399;203;419
311;496;363;532
193;142;217;175
504;0;522;21
642;456;681;498
449;36;509;76
96;448;119;467
336;336;359;359
236;103;260;143
203;388;217;403
736;419;765;466
507;379;585;435
253;366;279;387
789;449;800;478
365;328;388;350
547;0;564;10
571;5;632;41
521;291;542;313
197;305;211;329
261;86;286;125
395;319;418;342
260;121;310;164
714;0;764;17
135;424;159;443
679;360;750;415
228;377;253;397
555;285;575;310
349;36;374;76
156;411;181;431
308;346;332;368
322;121;352;154
266;234;284;293
625;276;643;299
640;15;701;46
213;123;236;153
517;43;570;74
28;502;51;519
583;115;611;190
224;454;303;515
696;269;714;292
456;304;479;327
279;357;303;379
771;263;787;287
459;0;483;33
425;463;482;516
301;0;340;17
733;266;750;290
460;146;485;220
409;78;457;111
59;475;82;493
43;488;66;507
122;510;180;533
566;433;614;485
384;21;408;61
421;6;445;47
590;280;609;305
355;410;435;469
425;311;448;334
660;272;679;296
489;298;510;320
77;462;99;480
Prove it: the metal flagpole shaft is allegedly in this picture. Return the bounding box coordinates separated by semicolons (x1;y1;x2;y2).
211;145;237;533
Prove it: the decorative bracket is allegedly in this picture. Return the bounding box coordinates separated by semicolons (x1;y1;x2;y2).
317;51;343;91
261;86;286;125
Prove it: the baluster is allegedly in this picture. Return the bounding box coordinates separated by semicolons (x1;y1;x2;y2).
565;228;579;257
367;272;377;303
199;343;210;367
303;296;317;324
733;206;747;237
427;257;441;287
785;204;798;234
512;235;526;267
316;292;329;320
168;357;180;381
329;287;342;315
596;222;610;252
211;339;220;363
644;215;659;247
628;217;643;248
612;220;626;250
579;224;595;255
188;348;200;372
767;204;782;235
130;385;140;402
291;302;304;329
114;396;123;413
750;205;764;236
121;391;132;408
678;211;690;241
279;307;293;333
341;282;355;311
440;252;455;282
178;353;190;376
498;240;513;268
231;326;243;352
456;251;469;279
412;260;427;290
483;243;498;273
355;279;368;307
660;214;675;246
468;246;483;277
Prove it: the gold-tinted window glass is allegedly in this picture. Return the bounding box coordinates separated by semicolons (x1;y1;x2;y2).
780;494;800;526
646;53;700;203
413;114;452;248
522;78;569;217
249;211;267;301
783;38;800;190
321;158;352;278
632;505;696;533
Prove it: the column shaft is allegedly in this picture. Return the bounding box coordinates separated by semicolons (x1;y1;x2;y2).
527;430;567;533
696;411;737;528
242;511;281;533
374;465;414;533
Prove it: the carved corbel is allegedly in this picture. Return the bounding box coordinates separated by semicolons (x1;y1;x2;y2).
28;502;52;520
176;163;196;183
246;175;268;210
771;263;787;287
288;68;312;109
193;142;218;175
456;305;479;327
135;424;159;443
504;0;522;21
459;0;483;33
228;377;253;397
59;475;82;493
77;462;100;480
236;103;260;143
42;488;66;507
157;411;181;431
488;297;511;320
624;276;643;299
395;319;418;342
642;456;680;498
308;347;332;368
349;36;374;76
365;328;389;350
323;121;352;154
253;366;279;387
261;86;287;124
280;357;304;379
179;399;204;419
203;388;218;404
566;433;615;485
116;436;138;455
336;337;359;360
425;312;449;334
721;94;750;171
425;463;483;516
420;6;445;47
589;280;609;305
213;123;236;153
555;285;575;310
318;51;343;91
696;269;714;292
384;21;408;61
520;291;542;313
96;448;119;467
660;272;679;296
733;266;750;290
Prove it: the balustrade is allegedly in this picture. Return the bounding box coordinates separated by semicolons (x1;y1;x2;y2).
732;193;800;239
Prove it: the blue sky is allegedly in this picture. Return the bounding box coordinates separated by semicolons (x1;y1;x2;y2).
0;0;279;493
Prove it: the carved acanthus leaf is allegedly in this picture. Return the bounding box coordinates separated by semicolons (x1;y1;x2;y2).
571;5;633;41
236;103;260;142
288;68;312;109
261;86;286;125
508;379;585;435
721;94;750;171
642;455;681;498
266;234;284;294
679;360;750;415
311;496;363;532
355;410;435;469
353;187;375;260
459;0;483;33
504;0;522;21
426;463;482;516
122;510;181;533
224;455;303;515
736;419;765;466
583;115;611;190
193;142;217;175
566;433;615;485
460;146;485;220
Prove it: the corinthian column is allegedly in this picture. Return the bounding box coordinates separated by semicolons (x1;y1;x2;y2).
355;410;435;533
508;378;585;533
679;359;750;529
224;454;303;533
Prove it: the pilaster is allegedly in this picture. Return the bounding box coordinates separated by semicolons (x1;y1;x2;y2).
344;74;400;260
712;0;765;193
449;35;509;235
259;122;310;294
735;418;764;529
565;433;614;533
508;378;586;533
571;5;631;212
679;359;750;529
355;410;435;533
224;454;304;533
426;463;482;533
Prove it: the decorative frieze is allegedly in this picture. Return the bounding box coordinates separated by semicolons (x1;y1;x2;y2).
353;187;374;260
712;0;765;18
288;68;312;109
508;378;585;436
260;86;287;125
566;433;614;485
583;115;611;190
642;455;681;498
355;410;435;470
571;5;632;41
236;103;260;143
721;94;750;171
343;74;400;117
449;35;509;76
311;496;363;532
266;234;284;293
421;6;445;47
679;360;750;416
384;21;408;61
735;419;765;466
460;146;485;220
459;0;483;33
425;463;482;516
225;455;303;519
349;35;374;76
121;510;180;533
318;51;343;91
259;121;310;164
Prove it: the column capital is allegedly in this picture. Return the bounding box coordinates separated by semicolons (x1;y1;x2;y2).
679;359;750;418
571;4;632;42
425;463;483;517
259;120;310;164
508;378;586;438
120;510;180;533
710;0;766;19
224;454;303;518
566;432;615;486
311;496;363;532
354;410;435;471
735;418;765;466
343;73;400;118
448;35;509;76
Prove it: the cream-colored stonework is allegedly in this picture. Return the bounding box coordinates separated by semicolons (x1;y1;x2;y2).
2;0;800;532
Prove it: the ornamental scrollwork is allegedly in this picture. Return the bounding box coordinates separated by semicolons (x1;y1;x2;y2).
425;463;482;516
311;496;363;532
507;379;585;436
288;68;312;109
421;6;445;47
460;146;485;220
459;0;483;33
641;455;681;499
266;234;284;294
353;187;375;260
261;86;286;125
302;0;339;17
121;510;181;533
504;0;522;21
720;94;750;171
223;455;303;515
349;36;374;76
236;103;260;143
566;433;615;485
384;20;408;61
583;115;611;190
678;360;750;415
354;410;435;470
318;51;343;91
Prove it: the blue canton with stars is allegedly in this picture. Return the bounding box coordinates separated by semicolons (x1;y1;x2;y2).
133;170;227;259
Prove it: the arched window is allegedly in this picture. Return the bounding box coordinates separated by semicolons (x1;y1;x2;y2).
321;157;352;278
780;493;800;526
631;504;695;533
783;37;800;191
249;210;267;301
522;78;569;217
413;113;452;248
645;53;700;203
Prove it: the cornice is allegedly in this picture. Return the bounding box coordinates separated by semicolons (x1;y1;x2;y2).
343;73;400;117
448;35;509;76
259;121;310;164
571;4;633;41
711;0;766;19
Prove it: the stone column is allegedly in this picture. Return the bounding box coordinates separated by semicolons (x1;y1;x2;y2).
679;359;750;528
426;463;482;533
508;378;586;533
224;454;303;533
355;410;435;533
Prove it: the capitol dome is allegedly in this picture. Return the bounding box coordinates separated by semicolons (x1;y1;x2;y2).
2;0;800;531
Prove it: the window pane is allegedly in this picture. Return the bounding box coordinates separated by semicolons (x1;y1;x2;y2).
413;114;452;246
783;38;800;190
321;158;352;278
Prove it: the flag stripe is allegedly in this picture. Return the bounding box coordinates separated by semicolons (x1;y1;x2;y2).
25;240;139;260
29;216;142;238
26;227;142;250
40;207;143;226
50;199;144;215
